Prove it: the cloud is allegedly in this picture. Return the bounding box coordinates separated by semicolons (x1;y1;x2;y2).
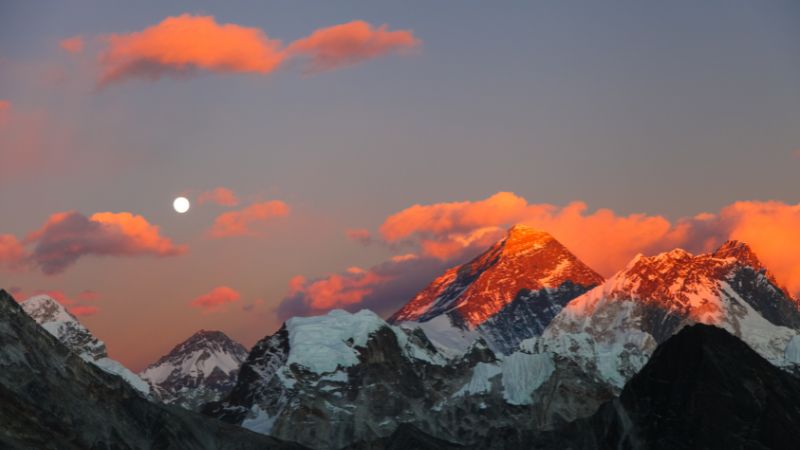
197;187;239;206
794;149;800;159
59;36;85;54
278;195;800;320
0;234;27;270
209;200;290;237
99;14;285;85
346;228;373;245
287;20;420;72
94;15;420;85
380;192;676;276
190;286;241;313
380;192;800;297
277;255;452;321
25;211;186;274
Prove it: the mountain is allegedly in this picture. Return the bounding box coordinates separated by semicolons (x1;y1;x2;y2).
20;294;151;396
390;225;604;354
0;289;306;449
140;329;249;410
529;241;800;389
204;308;611;450
475;324;800;450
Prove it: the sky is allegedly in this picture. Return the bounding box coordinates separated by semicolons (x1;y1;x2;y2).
1;1;799;371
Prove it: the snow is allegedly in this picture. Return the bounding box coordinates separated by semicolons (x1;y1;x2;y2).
285;309;386;374
93;357;151;395
242;406;277;434
399;314;480;359
784;335;800;365
454;362;501;397
140;347;241;384
21;295;151;396
501;352;554;405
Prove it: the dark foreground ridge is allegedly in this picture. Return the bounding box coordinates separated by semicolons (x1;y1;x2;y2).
0;289;305;450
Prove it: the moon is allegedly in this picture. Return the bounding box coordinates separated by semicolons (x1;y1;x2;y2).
173;197;190;214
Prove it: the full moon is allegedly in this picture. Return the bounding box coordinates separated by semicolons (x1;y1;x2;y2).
173;197;190;214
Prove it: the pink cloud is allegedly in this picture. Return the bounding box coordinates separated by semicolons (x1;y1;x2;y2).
197;187;239;206
190;286;241;313
0;234;27;270
209;200;290;237
59;36;85;54
94;15;420;85
25;211;186;274
99;14;285;85
287;20;420;72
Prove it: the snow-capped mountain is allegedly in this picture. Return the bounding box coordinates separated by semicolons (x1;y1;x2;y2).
528;240;800;389
20;294;151;396
390;225;604;354
204;308;610;449
140;330;248;410
0;289;302;450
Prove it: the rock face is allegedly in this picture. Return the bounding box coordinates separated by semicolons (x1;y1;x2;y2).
140;329;248;410
204;309;611;450
476;324;800;450
390;225;603;354
0;289;306;450
530;241;800;390
20;294;151;396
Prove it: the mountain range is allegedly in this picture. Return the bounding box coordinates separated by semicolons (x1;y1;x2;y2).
2;224;800;449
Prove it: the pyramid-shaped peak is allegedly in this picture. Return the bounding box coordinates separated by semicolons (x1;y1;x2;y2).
713;240;763;269
21;294;78;325
505;224;553;240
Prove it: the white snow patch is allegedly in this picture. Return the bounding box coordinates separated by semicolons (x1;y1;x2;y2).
500;352;555;405
285;309;385;374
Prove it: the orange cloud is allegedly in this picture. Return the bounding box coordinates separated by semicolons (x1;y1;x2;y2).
209;200;289;237
277;256;451;320
0;234;27;270
197;187;239;206
190;286;241;313
680;201;800;295
380;192;676;275
288;20;420;72
25;211;185;274
379;192;800;297
99;14;285;85
59;36;85;54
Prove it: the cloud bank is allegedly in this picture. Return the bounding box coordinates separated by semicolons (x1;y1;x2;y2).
94;14;420;85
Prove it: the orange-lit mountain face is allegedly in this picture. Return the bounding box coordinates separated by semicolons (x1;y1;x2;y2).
538;240;800;388
566;240;800;327
389;225;603;353
391;225;603;326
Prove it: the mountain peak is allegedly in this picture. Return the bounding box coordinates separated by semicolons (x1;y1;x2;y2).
389;228;603;353
139;329;249;410
712;240;763;269
20;294;107;360
502;225;555;255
